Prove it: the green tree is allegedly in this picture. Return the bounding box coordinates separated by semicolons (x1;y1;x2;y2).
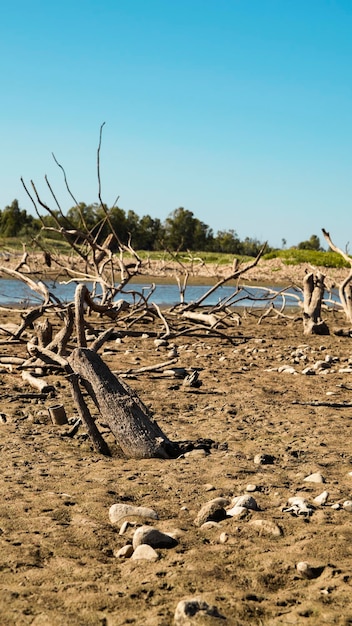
0;199;38;237
214;229;241;254
163;207;212;251
297;234;322;251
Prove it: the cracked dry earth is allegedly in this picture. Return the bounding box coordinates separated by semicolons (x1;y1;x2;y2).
0;309;352;625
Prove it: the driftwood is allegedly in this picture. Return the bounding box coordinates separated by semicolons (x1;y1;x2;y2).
322;228;352;323
68;347;177;459
21;371;54;394
302;272;329;335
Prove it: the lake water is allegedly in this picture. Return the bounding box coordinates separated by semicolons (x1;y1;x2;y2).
0;278;338;309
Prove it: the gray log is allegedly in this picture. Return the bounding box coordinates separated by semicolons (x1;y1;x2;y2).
68;347;175;459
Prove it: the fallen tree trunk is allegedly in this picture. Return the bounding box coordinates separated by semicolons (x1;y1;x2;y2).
68;347;177;459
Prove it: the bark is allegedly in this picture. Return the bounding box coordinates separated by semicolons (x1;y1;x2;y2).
68;347;176;458
302;272;329;335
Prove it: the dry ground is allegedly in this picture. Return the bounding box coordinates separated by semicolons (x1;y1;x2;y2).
0;281;352;624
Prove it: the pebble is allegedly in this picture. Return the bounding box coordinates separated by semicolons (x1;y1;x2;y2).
109;503;158;526
304;472;325;484
131;544;159;561
226;505;249;518
194;497;229;527
174;598;224;624
249;519;282;537
219;532;229;544
132;525;178;550
278;366;297;374
154;339;168;348
314;491;329;505
184;448;207;458
230;494;259;511
246;484;257;492
296;561;316;579
331;503;341;510
114;544;133;558
343;500;352;512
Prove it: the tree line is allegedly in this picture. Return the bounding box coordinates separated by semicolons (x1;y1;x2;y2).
0;199;323;255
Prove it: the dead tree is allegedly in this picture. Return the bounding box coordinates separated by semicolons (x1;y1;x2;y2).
302;271;329;335
68;348;177;458
322;228;352;323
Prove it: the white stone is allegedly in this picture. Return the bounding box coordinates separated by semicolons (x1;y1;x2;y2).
109;503;158;526
304;472;325;484
314;491;329;505
278;366;297;374
231;494;259;510
131;544;159;561
246;484;257;492
132;525;178;550
114;544;133;558
219;532;229;544
296;561;315;579
194;497;229;527
343;500;352;512
331;503;341;510
226;505;248;518
174;598;223;624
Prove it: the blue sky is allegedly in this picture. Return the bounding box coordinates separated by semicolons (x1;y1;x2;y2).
1;0;351;249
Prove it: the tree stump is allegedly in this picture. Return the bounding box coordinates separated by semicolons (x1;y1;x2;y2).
302;272;329;335
68;347;177;459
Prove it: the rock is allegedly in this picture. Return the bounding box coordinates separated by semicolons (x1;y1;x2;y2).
254;453;275;465
283;497;315;517
249;519;282;537
131;544;159;561
154;339;168;348
109;503;158;526
174;597;225;624
246;484;258;492
200;521;221;530
278;365;297;374
304;472;325;483
296;561;324;579
343;500;352;512
204;483;216;492
331;503;341;510
302;367;316;376
226;505;249;518
230;494;259;511
184;448;207;458
114;544;133;558
314;491;329;505
219;532;229;544
132;525;178;550
194;497;229;527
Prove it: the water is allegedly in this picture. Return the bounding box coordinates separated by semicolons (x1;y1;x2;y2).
0;278;338;309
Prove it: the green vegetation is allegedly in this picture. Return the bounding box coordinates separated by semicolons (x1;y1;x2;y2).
0;199;350;269
264;248;348;268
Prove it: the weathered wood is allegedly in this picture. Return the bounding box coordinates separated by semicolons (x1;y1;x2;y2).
182;311;219;327
302;272;329;335
68;347;176;459
67;372;111;456
21;370;54;393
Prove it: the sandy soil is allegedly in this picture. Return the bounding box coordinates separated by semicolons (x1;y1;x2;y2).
0;264;352;625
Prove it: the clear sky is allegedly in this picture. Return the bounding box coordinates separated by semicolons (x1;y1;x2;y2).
1;0;351;249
